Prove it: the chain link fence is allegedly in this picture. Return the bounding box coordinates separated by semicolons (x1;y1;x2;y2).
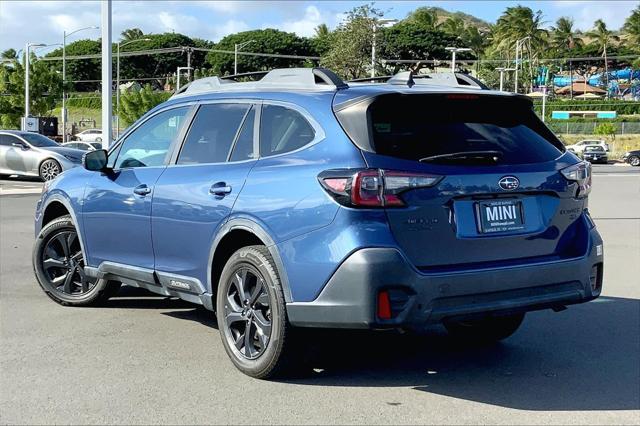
546;121;640;135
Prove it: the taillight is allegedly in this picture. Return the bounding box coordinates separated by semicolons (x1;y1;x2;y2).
319;169;442;208
561;161;591;198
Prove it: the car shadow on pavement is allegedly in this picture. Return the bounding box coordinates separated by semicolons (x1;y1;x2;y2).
281;296;640;412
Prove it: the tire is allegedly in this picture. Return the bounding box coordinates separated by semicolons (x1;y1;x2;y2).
216;245;296;379
629;156;640;167
33;215;121;306
444;312;525;343
39;159;61;181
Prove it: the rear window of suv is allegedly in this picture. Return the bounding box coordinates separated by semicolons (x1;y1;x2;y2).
343;93;564;165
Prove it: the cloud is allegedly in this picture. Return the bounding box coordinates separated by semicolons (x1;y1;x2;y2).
210;19;250;41
550;1;638;30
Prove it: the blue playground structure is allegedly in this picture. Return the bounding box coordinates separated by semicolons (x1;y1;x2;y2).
552;68;640;87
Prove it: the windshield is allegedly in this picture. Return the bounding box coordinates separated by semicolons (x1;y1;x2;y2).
367;94;564;165
21;133;58;148
585;146;605;152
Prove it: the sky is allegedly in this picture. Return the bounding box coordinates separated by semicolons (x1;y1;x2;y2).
1;0;638;53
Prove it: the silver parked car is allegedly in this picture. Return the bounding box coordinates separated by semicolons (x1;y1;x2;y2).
0;130;84;181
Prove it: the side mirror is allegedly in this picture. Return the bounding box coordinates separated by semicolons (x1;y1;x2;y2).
12;142;28;150
83;149;109;171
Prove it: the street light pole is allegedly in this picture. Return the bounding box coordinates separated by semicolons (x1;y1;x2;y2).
101;0;112;149
62;26;98;142
234;40;255;75
24;42;45;125
495;67;515;91
116;38;150;138
371;19;398;78
445;47;471;73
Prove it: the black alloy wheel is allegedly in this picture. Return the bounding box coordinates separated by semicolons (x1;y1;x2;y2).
33;215;120;306
223;266;272;360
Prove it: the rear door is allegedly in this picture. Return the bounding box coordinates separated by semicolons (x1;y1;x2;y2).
152;101;258;286
341;93;587;270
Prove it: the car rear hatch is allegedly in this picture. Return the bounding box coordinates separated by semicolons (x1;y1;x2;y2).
332;91;592;270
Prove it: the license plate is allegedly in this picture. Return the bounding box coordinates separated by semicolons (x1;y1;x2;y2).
477;200;525;233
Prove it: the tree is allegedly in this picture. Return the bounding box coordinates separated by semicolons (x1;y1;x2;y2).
383;22;464;73
494;6;548;57
206;29;315;75
0;54;62;128
320;4;383;79
594;122;617;141
622;6;640;47
121;28;144;42
407;7;440;30
463;26;491;72
1;49;18;60
441;16;465;37
45;39;101;91
119;84;171;125
550;17;583;53
586;19;620;87
311;24;332;56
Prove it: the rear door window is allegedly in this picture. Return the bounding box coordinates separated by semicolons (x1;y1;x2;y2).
178;103;250;165
368;94;564;165
260;104;315;157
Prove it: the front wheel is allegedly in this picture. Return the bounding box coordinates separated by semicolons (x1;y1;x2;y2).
629;156;640;167
33;215;120;306
216;245;296;379
444;313;525;343
39;159;61;181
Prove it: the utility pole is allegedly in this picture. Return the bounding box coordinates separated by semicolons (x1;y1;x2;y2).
101;0;112;149
186;47;192;82
234;40;255;75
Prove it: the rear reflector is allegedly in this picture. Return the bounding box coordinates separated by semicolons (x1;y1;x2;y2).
377;290;392;320
319;168;442;208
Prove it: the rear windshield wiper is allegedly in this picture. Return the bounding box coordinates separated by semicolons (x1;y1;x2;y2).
419;150;504;163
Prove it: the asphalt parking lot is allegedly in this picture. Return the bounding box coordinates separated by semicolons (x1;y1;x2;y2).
0;165;638;425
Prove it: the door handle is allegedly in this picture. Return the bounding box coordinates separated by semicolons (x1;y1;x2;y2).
209;182;232;196
133;184;152;196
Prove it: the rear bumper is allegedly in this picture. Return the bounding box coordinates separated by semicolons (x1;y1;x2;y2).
287;228;604;329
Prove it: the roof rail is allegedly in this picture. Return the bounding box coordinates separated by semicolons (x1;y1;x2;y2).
387;71;489;90
170;67;348;99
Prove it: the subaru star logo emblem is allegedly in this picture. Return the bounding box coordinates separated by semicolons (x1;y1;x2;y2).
498;176;520;191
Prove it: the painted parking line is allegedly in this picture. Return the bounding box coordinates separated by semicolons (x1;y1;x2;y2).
0;187;43;195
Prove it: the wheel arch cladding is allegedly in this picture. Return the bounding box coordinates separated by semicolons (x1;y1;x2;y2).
42;201;70;228
208;220;292;303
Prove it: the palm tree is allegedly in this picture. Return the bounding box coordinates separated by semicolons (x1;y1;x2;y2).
586;19;620;88
494;6;548;92
1;48;18;60
314;23;330;38
550;17;583;53
121;28;144;42
463;26;490;72
494;6;548;55
441;16;465;37
623;5;640;46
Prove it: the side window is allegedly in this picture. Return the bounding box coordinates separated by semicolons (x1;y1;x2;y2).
177;103;249;165
260;105;315;157
0;135;16;146
229;107;255;162
0;135;23;147
114;107;189;169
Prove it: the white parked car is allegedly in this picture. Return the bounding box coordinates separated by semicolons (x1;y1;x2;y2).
62;141;103;151
566;139;610;153
73;129;104;143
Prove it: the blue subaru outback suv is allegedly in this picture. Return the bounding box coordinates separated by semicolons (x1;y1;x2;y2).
33;68;603;378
